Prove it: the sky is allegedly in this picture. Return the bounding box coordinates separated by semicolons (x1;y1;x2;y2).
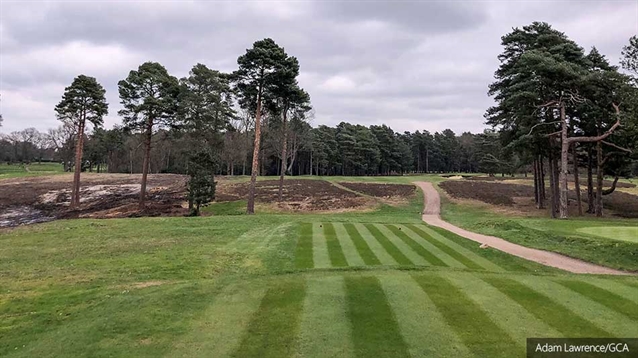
1;0;637;135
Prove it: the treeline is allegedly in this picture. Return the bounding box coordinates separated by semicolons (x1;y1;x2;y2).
1;122;529;177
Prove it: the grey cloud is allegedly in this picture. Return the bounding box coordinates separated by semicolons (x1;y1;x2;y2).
1;0;636;135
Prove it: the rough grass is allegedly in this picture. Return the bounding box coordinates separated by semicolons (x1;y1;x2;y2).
0;162;64;179
441;199;638;272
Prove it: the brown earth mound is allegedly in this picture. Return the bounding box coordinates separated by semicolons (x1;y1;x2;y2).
338;182;415;198
440;180;638;217
215;179;367;211
464;176;531;182
439;181;534;206
464;175;635;188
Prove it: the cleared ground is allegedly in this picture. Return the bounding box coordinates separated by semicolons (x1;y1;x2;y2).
440;179;638;218
0;173;187;227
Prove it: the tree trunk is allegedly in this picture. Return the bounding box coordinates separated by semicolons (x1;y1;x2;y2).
548;151;560;219
572;144;583;216
540;156;546;203
309;150;313;176
139;120;153;209
246;88;263;214
595;140;604;217
425;148;429;173
70;120;85;209
278;110;288;201
587;146;594;213
558;103;569;219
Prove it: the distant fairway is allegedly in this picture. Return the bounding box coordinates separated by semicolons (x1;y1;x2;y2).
577;226;638;243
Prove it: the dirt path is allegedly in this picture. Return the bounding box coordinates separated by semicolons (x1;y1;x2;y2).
415;181;631;275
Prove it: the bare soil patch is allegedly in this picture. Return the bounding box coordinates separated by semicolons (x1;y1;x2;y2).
440;181;534;206
440;180;638;218
0;173;188;227
337;182;416;198
464;175;635;188
215;179;368;211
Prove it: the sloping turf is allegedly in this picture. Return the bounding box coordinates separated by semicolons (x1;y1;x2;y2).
3;219;637;358
167;222;638;358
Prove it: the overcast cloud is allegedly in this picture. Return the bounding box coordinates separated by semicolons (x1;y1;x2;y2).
1;0;637;135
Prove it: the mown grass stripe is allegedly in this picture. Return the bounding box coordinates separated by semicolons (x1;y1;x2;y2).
296;276;354;358
295;223;314;269
413;273;519;357
312;223;331;269
516;276;638;337
233;278;307;358
395;224;465;269
333;223;366;267
584;278;638;305
363;224;412;265
170;282;268;358
352;224;397;265
375;224;428;266
416;225;504;272
443;272;560;345
556;279;638;321
345;276;410;358
378;273;472;358
323;223;348;267
386;225;447;266
405;224;484;270
482;276;612;337
344;223;381;266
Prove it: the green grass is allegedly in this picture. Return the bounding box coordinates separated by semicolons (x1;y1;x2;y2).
201;200;247;215
576;226;638;243
2;175;638;357
441;199;638;272
232;278;306;358
345;276;409;358
295;223;314;269
343;223;381;266
0;162;64;178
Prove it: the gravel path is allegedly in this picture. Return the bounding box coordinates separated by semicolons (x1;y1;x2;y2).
415;181;631;275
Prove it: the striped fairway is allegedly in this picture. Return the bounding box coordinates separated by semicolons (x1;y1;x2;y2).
296;276;354;358
413;273;520;357
179;222;638;358
299;222;510;270
352;223;397;265
345;276;410;358
233;278;307;358
311;223;331;268
409;224;504;271
378;273;472;358
333;223;366;267
180;271;638;358
374;224;429;265
323;223;348;267
170;282;268;357
343;223;381;266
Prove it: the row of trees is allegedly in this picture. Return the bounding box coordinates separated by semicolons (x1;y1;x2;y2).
487;23;638;218
4;119;580;180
